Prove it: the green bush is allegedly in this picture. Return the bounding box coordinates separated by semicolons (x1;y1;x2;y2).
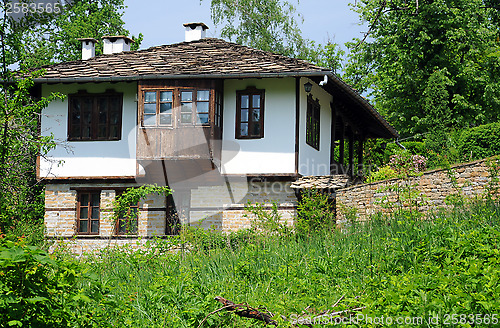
0;236;108;327
458;122;500;162
296;190;335;235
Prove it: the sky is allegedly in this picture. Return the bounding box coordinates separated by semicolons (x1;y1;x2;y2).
122;0;366;51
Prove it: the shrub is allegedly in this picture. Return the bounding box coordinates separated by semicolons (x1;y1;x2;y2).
367;166;398;182
458;122;500;161
296;190;335;235
0;236;107;327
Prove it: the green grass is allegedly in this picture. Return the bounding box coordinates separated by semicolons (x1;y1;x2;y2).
68;199;500;327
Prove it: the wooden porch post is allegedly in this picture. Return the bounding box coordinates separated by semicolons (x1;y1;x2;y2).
338;117;345;172
330;102;337;174
357;136;364;177
348;128;354;177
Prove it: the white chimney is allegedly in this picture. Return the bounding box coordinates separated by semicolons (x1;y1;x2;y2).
77;38;97;60
183;23;209;42
102;35;134;55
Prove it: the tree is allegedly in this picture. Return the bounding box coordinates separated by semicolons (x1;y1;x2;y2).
345;0;500;137
19;0;143;69
0;0;141;235
204;0;310;58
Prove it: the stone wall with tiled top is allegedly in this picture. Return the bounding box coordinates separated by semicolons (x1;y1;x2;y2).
336;158;499;221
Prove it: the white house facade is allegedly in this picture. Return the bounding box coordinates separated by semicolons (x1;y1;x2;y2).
33;24;397;252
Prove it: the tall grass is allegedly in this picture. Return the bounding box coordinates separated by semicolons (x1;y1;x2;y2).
73;199;500;327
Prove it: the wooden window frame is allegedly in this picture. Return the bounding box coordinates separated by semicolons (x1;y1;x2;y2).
141;88;212;127
68;90;123;141
306;95;320;150
76;190;100;235
235;87;265;139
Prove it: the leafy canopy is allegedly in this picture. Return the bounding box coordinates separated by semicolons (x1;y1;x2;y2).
345;0;500;136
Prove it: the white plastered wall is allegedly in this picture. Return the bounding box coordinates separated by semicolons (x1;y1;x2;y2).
298;77;333;176
40;82;137;178
221;78;296;174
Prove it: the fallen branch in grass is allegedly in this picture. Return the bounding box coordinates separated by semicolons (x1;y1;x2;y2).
197;296;278;327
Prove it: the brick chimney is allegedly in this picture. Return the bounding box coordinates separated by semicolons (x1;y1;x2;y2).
102;35;134;55
183;23;209;42
77;38;98;60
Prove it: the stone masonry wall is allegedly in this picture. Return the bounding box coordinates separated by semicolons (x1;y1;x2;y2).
46;179;298;254
336;158;499;221
189;180;297;232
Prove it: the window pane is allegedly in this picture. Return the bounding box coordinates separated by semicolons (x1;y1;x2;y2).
181;91;193;101
181;113;192;124
181;102;192;113
144;103;156;114
252;108;260;122
91;193;100;207
80;207;88;219
253;123;261;136
241;109;248;122
83;110;91;124
92;207;99;220
197;90;210;101
82;126;91;138
160;91;173;102
160;102;172;113
143;114;156;126
196;101;209;113
197;113;209;124
241;95;249;108
81;193;89;206
98;125;107;138
118;220;126;233
145;92;156;103
240;123;248;136
110;125;119;138
252;95;261;107
160;114;171;125
91;220;99;233
71;125;80;138
99;109;107;124
110;111;120;124
79;220;88;233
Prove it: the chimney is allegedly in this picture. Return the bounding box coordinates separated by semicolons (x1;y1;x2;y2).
183;22;209;42
102;35;135;55
77;38;98;60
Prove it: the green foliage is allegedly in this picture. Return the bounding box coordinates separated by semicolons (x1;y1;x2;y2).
296;190;335;235
0;236;108;327
19;0;143;68
112;184;172;233
458;122;500;162
346;0;500;136
206;0;310;58
56;199;500;327
243;201;289;236
0;71;64;234
367;165;398;182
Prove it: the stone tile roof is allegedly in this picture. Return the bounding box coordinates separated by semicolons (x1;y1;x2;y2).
33;38;330;82
291;175;350;190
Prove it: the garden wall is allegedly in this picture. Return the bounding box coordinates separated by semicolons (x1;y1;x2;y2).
336;157;499;221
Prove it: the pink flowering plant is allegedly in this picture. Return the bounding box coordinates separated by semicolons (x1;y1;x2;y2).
388;151;427;176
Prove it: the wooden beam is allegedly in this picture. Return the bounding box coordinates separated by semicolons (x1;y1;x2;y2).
357;136;364;176
295;77;300;175
348;128;354;177
338;116;345;167
330;102;337;170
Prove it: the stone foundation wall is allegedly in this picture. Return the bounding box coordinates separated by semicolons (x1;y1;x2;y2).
45;179;298;254
189;180;297;231
336;158;499;221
